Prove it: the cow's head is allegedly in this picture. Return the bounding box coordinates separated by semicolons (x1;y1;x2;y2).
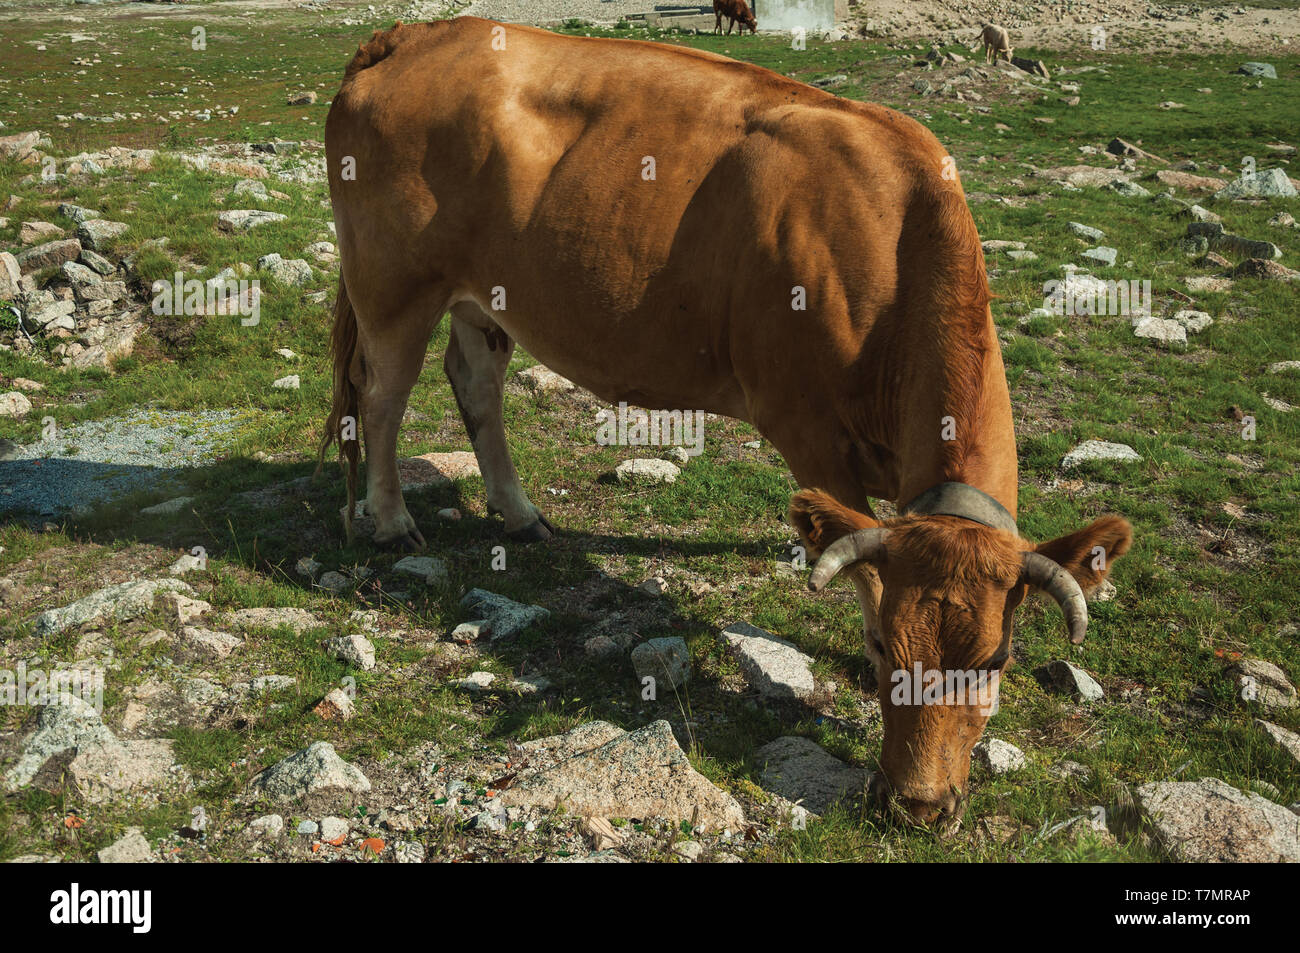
742;4;757;32
790;489;1131;831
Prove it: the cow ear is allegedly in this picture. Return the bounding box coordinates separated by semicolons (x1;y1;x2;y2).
1033;516;1133;594
788;490;879;558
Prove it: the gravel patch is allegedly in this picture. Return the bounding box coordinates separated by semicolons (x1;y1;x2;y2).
463;0;669;24
0;409;243;517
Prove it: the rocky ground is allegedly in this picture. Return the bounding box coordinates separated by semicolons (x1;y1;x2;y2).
1;4;1299;863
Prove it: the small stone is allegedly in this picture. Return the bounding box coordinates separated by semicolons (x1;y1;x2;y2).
1256;720;1300;766
755;736;866;814
630;637;691;691
1051;760;1093;781
324;633;376;671
272;374;300;390
1033;660;1105;702
19;220;63;244
0;392;33;418
1068;222;1105;241
313;688;356;721
393;555;448;585
318;571;350;593
471;801;508;832
97;829;153;864
287;90;318;105
1060;440;1141;469
1080;246;1117;267
217;209;287;232
450;620;490;644
1171;310;1214;334
1233;62;1277;80
296;820;319;836
248;814;285;838
614;458;680;484
57;203;102;224
34;578;193;637
257;253;313;286
225;607;325;634
720;621;816;700
460;588;548;641
454;671;496;692
1134;316;1189;347
1214;167;1297;200
639;576;668;596
181;626;243;659
76;219;128;251
1229;658;1296;708
168;552;205;576
585;635;620;658
160;591;211;625
517;364;575;395
16;238;81;273
673;839;704;861
1108;179;1151;198
579;815;626;850
974;738;1027;774
248;741;371;802
319;816;349;844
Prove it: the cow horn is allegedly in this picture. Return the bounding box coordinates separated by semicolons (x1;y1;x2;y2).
1020;552;1088;644
808;528;889;593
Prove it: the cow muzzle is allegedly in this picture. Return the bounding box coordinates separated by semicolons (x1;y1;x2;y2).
869;770;968;834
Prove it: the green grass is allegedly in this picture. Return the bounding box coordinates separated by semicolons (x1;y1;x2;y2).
1;11;1298;862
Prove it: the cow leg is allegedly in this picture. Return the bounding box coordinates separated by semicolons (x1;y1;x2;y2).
356;302;445;551
727;19;734;35
444;303;553;541
715;13;721;33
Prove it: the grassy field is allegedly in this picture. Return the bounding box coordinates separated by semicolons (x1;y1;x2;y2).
1;8;1298;862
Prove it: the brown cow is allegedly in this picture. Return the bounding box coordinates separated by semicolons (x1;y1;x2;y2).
714;0;757;36
322;18;1131;828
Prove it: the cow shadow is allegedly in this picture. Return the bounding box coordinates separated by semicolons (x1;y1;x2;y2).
3;452;880;789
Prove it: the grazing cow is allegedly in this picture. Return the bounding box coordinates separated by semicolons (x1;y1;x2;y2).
322;18;1132;827
980;23;1013;63
714;0;757;36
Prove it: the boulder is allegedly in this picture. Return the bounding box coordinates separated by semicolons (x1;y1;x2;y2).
499;720;746;832
247;741;371;802
720;621;816;700
1135;777;1300;862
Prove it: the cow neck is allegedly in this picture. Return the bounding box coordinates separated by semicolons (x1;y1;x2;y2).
899;482;1019;536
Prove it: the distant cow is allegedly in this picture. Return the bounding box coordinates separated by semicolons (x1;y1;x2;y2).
714;0;757;35
980;23;1013;63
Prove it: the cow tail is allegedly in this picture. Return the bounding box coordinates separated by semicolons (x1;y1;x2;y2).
317;272;361;542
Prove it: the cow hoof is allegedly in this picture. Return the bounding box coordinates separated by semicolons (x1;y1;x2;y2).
377;527;426;552
507;516;555;542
